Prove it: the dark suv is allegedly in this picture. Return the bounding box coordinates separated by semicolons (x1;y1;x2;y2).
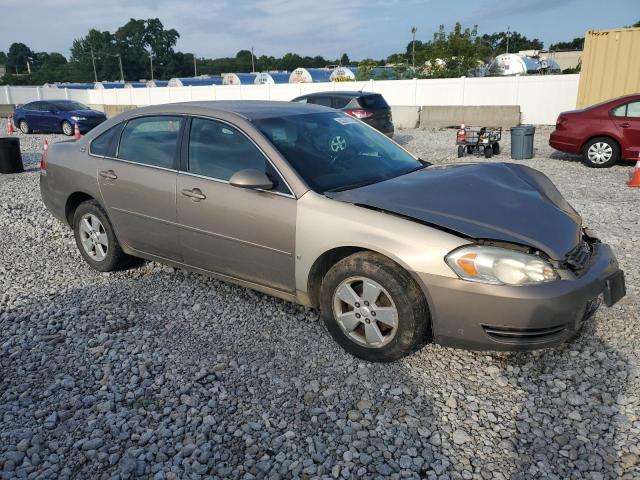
291;91;394;137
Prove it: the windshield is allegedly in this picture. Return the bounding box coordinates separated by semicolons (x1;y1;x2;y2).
49;100;90;111
253;112;422;193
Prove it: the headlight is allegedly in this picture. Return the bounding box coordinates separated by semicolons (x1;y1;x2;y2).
71;116;87;121
446;245;559;286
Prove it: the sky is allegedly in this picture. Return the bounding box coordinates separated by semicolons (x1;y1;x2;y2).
0;0;637;60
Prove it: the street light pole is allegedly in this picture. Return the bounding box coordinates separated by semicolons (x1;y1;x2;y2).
193;54;197;77
90;45;98;82
149;53;154;81
505;26;512;54
411;27;417;70
251;47;255;73
116;54;124;82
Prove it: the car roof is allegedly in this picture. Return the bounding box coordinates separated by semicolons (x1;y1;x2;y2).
299;91;378;98
116;100;334;121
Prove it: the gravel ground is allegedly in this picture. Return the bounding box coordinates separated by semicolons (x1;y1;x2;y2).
1;119;638;480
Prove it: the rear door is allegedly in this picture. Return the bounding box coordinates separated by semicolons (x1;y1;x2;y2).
25;102;45;130
611;101;640;159
176;116;296;292
96;115;183;261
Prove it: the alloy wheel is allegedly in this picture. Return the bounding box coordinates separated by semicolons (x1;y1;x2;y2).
332;276;398;348
587;142;613;164
19;121;29;134
79;213;109;261
62;121;73;136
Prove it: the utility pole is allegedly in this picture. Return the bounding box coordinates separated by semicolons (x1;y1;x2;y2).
116;54;124;82
90;45;98;82
251;47;256;73
149;53;154;81
26;60;31;75
193;54;197;77
505;26;512;54
411;27;417;70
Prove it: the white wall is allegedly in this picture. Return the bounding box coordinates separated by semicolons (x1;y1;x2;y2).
3;74;579;125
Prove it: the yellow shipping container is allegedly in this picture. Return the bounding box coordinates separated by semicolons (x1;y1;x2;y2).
576;27;640;108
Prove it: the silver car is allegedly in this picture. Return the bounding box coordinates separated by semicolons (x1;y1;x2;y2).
40;101;626;361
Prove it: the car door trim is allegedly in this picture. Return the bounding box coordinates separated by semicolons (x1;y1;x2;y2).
178;170;295;199
112;205;293;257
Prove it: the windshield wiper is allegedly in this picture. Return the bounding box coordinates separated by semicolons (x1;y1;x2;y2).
325;179;381;193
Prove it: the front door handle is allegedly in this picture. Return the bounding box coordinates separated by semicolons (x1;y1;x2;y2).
620;122;630;128
99;170;117;180
181;188;206;201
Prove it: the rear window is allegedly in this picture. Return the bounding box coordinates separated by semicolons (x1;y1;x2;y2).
357;94;388;109
333;97;352;109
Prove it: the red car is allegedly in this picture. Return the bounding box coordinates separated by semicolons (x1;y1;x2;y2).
550;93;640;167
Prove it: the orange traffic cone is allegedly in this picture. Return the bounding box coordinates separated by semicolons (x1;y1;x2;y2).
41;139;49;170
7;117;15;134
456;123;466;143
627;158;640;188
73;123;81;139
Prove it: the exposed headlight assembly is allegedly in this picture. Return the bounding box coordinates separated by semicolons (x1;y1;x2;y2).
446;245;559;286
71;116;87;121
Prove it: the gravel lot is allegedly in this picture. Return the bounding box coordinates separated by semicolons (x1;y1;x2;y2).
1;119;638;480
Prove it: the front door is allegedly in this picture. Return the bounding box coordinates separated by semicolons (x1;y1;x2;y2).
177;117;296;292
97;115;183;261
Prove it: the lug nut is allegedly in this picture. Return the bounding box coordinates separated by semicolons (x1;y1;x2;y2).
364;301;369;306
355;313;361;318
355;302;360;308
371;311;376;316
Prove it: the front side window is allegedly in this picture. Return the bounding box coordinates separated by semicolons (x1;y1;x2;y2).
117;116;182;169
49;100;90;111
188;118;290;194
254;112;422;193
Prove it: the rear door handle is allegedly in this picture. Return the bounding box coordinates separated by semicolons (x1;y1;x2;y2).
620;123;630;128
181;188;206;201
99;170;117;180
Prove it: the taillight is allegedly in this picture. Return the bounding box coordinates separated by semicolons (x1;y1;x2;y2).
345;109;374;119
41;140;49;170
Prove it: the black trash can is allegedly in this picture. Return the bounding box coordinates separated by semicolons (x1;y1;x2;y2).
0;137;24;174
510;125;536;160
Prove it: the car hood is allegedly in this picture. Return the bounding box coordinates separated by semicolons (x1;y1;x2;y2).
326;163;583;260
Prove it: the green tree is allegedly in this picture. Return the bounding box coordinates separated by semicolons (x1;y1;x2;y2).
355;58;377;80
340;53;350;65
6;43;35;74
549;37;584;51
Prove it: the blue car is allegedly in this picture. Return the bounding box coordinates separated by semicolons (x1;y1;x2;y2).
13;100;107;136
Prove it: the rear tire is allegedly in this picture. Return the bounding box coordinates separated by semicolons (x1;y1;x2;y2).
319;251;431;362
484;146;493;158
582;137;619;168
19;120;31;134
73;200;131;272
492;142;500;155
457;145;464;158
61;120;74;136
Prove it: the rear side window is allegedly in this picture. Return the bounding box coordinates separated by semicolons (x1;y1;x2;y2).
188;118;290;194
357;94;389;109
117;116;182;169
310;96;333;108
90;125;120;156
292;97;308;103
333;97;352;109
626;101;640;118
612;104;626;116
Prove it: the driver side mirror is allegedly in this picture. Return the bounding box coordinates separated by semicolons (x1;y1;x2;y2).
229;169;274;190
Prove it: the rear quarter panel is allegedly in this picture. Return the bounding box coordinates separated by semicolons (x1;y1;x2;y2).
40;140;102;226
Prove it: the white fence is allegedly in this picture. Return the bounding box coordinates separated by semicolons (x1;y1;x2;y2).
2;74;580;125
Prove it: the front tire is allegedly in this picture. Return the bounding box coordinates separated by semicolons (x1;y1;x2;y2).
73;200;130;272
19;120;31;134
484;146;493;158
61;120;74;136
492;142;500;155
319;251;430;362
457;145;464;158
582;137;619;168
